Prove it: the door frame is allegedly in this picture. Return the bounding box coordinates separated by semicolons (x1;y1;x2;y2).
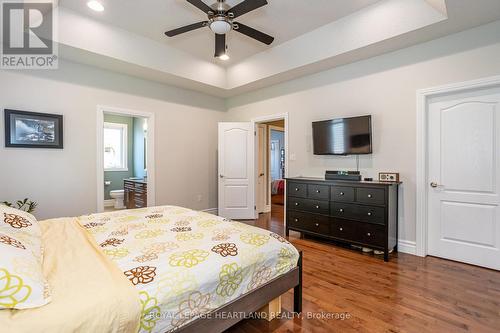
268;125;285;210
96;105;156;213
252;113;289;214
416;75;500;257
256;123;268;213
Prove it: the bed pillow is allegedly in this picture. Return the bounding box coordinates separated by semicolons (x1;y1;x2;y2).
0;205;51;309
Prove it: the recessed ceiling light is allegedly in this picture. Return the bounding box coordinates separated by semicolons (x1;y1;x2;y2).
219;54;230;61
87;0;104;12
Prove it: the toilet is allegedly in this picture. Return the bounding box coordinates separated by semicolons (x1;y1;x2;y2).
110;190;125;209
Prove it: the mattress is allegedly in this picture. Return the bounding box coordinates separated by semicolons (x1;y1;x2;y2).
78;206;300;333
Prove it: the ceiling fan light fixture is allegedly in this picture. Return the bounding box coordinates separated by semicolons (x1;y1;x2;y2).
209;19;232;35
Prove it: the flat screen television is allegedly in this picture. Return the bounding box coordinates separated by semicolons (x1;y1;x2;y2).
312;115;372;155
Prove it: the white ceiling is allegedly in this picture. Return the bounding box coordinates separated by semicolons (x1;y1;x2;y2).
51;0;500;97
59;0;381;65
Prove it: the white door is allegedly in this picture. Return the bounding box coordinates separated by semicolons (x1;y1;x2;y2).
428;87;500;270
218;122;256;220
256;124;267;213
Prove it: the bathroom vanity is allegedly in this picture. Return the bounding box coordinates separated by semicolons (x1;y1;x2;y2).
124;179;148;209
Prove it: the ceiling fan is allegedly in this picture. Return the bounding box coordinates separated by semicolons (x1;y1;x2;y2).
165;0;274;59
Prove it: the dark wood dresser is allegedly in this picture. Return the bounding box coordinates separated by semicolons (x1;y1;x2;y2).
124;179;147;209
286;177;400;261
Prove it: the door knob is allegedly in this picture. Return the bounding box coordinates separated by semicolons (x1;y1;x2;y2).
430;182;443;188
259;173;265;177
220;174;224;178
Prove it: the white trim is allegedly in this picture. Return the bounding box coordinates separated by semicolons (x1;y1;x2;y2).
103;199;115;208
252;113;289;222
416;75;500;257
202;208;218;215
398;240;417;255
97;105;156;213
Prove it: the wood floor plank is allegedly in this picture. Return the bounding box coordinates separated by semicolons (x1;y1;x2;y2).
228;204;500;333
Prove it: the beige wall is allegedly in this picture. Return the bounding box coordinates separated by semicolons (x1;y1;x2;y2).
225;20;500;243
0;60;226;220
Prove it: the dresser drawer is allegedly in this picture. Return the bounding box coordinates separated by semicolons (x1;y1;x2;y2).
288;182;307;198
331;186;355;202
356;205;385;225
359;223;385;247
287;197;309;211
331;202;385;225
288;198;329;215
356;187;385;205
331;202;358;220
330;219;355;241
288;211;330;234
307;184;330;200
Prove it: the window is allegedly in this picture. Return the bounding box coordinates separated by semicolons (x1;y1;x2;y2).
103;122;128;171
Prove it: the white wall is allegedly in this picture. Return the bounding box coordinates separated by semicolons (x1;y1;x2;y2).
0;60;226;220
225;20;500;243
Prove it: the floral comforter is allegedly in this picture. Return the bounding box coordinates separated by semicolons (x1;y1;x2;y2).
78;206;299;333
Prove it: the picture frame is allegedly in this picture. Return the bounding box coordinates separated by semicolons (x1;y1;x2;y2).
4;109;63;149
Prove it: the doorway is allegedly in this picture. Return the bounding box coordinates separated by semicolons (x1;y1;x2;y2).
217;114;288;221
254;115;288;228
96;106;156;213
417;77;500;270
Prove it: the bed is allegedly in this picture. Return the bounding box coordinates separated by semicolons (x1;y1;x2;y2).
0;206;302;333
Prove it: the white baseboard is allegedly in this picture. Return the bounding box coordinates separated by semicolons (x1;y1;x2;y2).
398;240;417;255
202;208;218;215
103;199;115;208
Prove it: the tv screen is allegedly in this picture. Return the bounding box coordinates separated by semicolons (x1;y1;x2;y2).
312;115;372;155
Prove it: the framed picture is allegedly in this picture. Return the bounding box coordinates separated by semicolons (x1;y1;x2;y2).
4;109;63;149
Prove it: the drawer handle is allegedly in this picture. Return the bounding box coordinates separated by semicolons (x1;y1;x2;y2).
295;202;299;206
315;223;320;227
339;227;343;231
367;232;371;237
295;188;300;191
367;194;373;198
367;212;372;216
316;190;320;193
294;218;299;222
339;209;344;213
315;205;320;209
340;192;344;196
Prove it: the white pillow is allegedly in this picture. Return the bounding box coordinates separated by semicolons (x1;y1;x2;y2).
0;205;51;309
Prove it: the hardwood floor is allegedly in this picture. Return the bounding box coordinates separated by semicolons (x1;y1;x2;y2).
228;204;500;333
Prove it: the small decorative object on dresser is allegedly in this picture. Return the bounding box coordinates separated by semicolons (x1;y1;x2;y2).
379;172;400;182
124;178;147;209
4;109;63;149
286;177;400;261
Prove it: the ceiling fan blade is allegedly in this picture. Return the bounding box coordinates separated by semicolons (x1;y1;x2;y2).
215;33;226;57
186;0;213;14
227;0;268;18
165;21;208;37
233;22;274;45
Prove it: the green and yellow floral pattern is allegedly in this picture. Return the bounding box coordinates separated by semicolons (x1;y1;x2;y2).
78;205;299;333
1;205;51;310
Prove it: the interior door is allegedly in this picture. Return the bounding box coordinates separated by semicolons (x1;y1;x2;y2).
218;122;256;220
256;124;267;213
428;87;500;270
